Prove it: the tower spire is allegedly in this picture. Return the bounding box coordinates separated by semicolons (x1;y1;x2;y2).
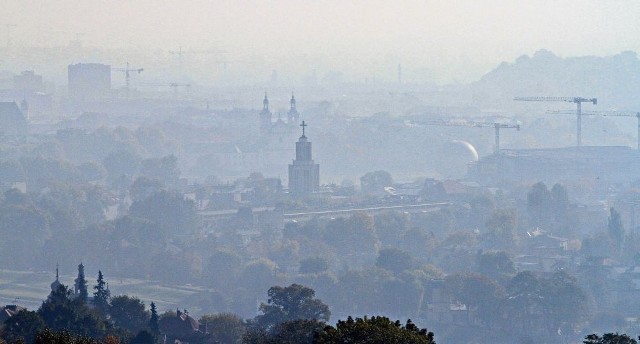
56;263;59;280
263;91;269;110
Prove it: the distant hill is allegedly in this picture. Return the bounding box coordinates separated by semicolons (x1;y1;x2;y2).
470;49;640;110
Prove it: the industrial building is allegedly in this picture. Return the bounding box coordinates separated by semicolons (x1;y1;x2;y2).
468;146;640;186
68;63;111;99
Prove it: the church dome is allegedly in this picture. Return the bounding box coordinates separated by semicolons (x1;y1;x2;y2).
50;277;61;292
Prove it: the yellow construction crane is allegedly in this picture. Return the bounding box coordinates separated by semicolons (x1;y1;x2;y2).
548;110;640;149
410;119;520;154
113;62;144;98
514;96;597;147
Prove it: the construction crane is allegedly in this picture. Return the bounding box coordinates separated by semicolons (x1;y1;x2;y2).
113;62;144;98
548;110;640;149
411;119;520;154
514;96;597;147
169;82;191;98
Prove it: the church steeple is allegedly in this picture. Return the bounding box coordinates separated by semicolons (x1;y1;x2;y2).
263;92;269;111
260;92;272;134
288;91;300;125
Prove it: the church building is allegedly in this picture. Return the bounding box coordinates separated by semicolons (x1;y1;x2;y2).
288;121;320;195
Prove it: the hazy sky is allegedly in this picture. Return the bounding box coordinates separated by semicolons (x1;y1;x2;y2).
3;0;640;82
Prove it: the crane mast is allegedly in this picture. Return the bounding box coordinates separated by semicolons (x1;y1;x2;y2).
548;110;640;149
411;119;520;154
113;62;144;98
514;96;597;147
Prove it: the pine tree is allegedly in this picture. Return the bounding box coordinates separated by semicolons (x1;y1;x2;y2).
93;270;111;316
608;207;625;253
149;302;159;335
75;263;88;302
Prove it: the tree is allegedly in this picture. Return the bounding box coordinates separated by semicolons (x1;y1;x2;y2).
34;328;100;344
103;149;141;180
38;284;107;338
109;295;150;333
504;271;544;332
243;319;325;344
93;271;110;316
584;333;637;344
129;190;198;237
75;263;88;303
199;313;246;344
375;248;416;275
130;330;156;344
543;271;589;337
550;183;569;220
608;207;625;252
140;155;180;186
149;302;159;335
527;182;552;226
254;284;331;330
360;170;393;195
484;209;518;250
476;250;516;282
444;273;503;327
2;309;46;344
316;316;435;344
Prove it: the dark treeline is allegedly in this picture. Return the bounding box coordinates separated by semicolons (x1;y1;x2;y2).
1;273;436;344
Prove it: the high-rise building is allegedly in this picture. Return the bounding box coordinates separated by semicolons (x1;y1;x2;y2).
13;70;43;92
288;121;319;195
68;63;111;99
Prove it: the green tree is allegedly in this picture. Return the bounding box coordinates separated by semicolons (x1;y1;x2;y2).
360;170;393;195
200;313;246;344
375;248;416;275
299;257;330;275
527;182;552;226
550;183;569;220
584;333;637;344
608;207;625;252
34;328;99;344
316;316;435;344
2;309;46;343
92;270;110;316
129;190;198;237
444;273;503;327
149;302;159;336
543;271;589;337
476;250;516;282
140;155;180;186
243;319;325;344
109;295;150;333
504;271;543;332
484;209;518;250
254;284;330;330
130;330;157;344
103;149;141;180
75;263;88;303
38;284;106;338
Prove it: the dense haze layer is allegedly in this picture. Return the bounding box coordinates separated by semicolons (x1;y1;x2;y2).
2;0;640;83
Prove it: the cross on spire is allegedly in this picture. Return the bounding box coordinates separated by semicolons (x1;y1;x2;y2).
300;121;307;137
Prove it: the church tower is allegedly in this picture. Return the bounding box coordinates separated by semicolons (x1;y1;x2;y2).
287;93;299;126
288;121;319;195
260;92;272;135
